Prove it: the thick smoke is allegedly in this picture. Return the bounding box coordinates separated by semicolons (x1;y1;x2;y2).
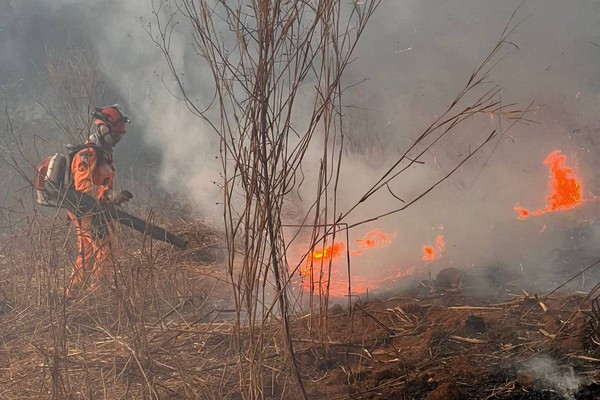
330;0;600;287
4;0;600;290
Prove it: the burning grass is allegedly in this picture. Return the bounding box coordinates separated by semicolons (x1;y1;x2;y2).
515;150;584;220
2;216;600;400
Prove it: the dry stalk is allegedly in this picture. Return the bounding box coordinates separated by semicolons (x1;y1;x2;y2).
150;0;382;398
1;86;225;398
147;1;533;398
34;46;109;144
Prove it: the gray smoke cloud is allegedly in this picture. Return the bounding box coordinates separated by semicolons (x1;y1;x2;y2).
328;0;600;288
3;0;600;291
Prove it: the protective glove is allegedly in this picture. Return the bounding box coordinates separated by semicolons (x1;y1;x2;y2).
104;189;133;205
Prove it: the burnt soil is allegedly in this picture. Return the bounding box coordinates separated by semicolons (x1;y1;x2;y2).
1;219;600;399
292;282;600;400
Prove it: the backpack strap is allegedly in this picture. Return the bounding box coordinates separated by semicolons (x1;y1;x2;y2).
67;143;107;165
67;142;101;157
65;143;108;186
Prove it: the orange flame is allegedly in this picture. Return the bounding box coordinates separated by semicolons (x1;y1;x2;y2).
301;242;345;277
299;229;395;296
308;242;345;262
515;150;583;219
436;235;445;251
423;234;444;261
351;228;394;256
422;245;436;261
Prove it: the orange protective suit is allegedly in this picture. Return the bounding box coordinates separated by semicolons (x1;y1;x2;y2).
67;144;117;290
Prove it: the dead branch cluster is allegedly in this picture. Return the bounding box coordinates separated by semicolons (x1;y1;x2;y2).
0;0;559;398
146;1;531;397
35;46;111;144
3;230;600;400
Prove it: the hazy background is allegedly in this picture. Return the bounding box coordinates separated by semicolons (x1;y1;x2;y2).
2;0;600;290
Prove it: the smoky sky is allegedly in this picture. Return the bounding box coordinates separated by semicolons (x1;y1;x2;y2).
0;1;89;88
3;0;600;288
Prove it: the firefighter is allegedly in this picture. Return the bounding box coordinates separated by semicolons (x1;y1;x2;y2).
67;105;132;297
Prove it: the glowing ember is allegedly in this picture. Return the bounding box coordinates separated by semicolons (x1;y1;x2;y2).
514;207;530;220
436;234;445;251
515;150;583;220
422;234;444;261
422;245;436;261
351;229;394;256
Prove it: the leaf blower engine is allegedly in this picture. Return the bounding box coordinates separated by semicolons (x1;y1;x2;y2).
35;153;69;206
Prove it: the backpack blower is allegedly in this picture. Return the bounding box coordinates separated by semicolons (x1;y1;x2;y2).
35;152;188;250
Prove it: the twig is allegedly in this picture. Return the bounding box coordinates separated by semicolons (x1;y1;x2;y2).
448;335;488;344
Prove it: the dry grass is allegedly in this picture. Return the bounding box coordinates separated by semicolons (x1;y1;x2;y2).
0;216;239;400
1;210;600;399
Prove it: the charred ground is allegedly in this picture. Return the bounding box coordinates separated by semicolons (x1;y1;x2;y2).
1;217;599;399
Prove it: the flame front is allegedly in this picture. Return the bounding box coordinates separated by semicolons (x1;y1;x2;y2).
515;150;583;219
308;242;344;262
301;242;345;277
299;229;395;296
